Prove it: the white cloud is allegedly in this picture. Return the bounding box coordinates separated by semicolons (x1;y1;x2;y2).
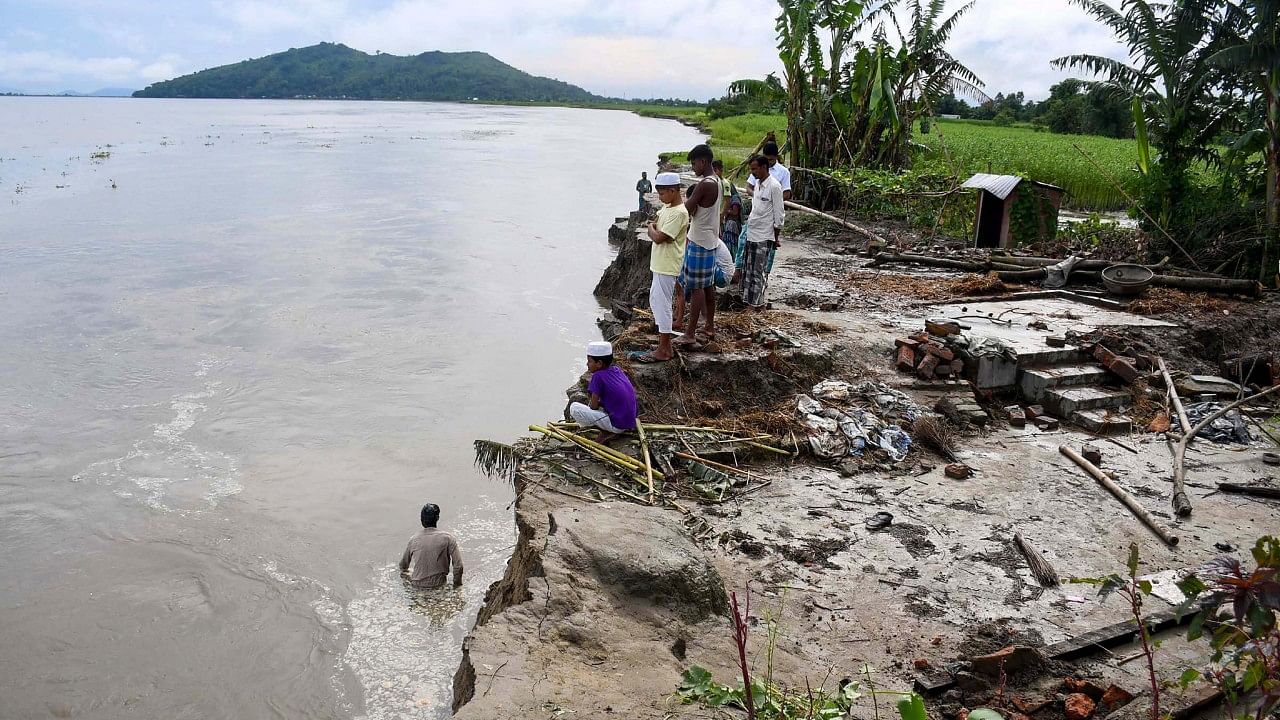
1;0;1136;99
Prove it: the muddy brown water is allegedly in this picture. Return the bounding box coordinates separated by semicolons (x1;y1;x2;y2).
0;97;703;719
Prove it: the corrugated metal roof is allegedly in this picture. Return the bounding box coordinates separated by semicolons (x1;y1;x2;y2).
961;173;1023;200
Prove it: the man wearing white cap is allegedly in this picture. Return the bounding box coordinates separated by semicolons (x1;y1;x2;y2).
632;171;687;363
569;341;638;444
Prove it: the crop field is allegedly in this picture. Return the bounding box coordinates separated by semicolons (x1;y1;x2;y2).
922;120;1141;210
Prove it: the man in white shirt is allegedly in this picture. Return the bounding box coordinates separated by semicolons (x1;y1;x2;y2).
746;141;791;202
736;155;785;310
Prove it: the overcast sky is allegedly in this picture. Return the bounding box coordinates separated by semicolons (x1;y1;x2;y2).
0;0;1130;100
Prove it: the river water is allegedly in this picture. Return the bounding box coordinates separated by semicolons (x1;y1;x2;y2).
0;98;702;719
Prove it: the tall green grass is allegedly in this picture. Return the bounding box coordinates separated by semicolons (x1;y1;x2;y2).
659;110;1142;211
921;120;1141;211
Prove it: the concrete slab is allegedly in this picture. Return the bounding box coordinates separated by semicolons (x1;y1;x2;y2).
1020;364;1112;402
1072;409;1134;434
1048;386;1133;416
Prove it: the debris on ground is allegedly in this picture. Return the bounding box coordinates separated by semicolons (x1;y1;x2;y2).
1177;402;1254;444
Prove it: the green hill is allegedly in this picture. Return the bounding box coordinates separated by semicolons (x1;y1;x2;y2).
132;43;600;103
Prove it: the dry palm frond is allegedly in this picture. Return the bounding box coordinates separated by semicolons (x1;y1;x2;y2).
473;439;522;484
912;416;957;462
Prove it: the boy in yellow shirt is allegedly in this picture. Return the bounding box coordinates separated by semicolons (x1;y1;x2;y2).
634;172;688;362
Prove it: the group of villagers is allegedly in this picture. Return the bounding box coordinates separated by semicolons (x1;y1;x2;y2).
565;141;792;444
636;141;791;363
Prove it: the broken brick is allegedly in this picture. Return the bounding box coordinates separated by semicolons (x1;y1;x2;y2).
896;337;921;350
1064;693;1096;720
1025;405;1046;420
1100;685;1134;709
936;363;954;377
1149;413;1171;433
917;354;941;380
1007;408;1026;427
927;344;956;362
1093;344;1118;366
1034;416;1060;431
1105;357;1140;384
1135;353;1158;371
1045;335;1067;347
1063;678;1107;700
926;319;962;337
951;359;965;374
970;646;1041;676
914;658;931;670
945;463;973;480
898;345;919;372
1081;444;1102;465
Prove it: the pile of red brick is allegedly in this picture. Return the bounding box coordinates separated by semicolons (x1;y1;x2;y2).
895;333;965;381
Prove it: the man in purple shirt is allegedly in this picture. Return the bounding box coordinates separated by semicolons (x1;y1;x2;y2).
568;341;638;444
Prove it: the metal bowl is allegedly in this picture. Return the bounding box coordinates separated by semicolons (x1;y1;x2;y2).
1101;264;1154;296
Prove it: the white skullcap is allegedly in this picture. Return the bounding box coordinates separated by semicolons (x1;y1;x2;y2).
654;172;681;186
586;341;613;357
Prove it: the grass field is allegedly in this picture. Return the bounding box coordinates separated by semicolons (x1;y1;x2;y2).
921;120;1141;210
646;109;1144;212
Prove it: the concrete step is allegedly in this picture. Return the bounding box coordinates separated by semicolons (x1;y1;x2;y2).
1071;409;1134;435
1019;364;1112;403
1047;386;1132;416
1016;347;1091;366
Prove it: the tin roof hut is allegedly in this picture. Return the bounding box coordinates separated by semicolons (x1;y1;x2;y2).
961;173;1065;248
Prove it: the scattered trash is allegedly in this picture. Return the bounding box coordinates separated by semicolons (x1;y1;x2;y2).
1178;402;1254;444
1262;452;1279;466
756;327;799;348
1043;256;1083;289
796;392;914;462
812;380;853;402
865;511;894;531
1214;542;1236;552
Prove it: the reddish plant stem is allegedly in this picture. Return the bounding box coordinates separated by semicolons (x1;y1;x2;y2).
731;589;756;720
1127;585;1160;720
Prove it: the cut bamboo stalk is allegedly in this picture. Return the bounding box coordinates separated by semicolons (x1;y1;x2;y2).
545;425;655;475
1059;445;1179;546
781;199;891;247
1158;357;1192;440
673;451;753;478
1172;384;1280;517
530;425;661;481
1159;356;1195;516
542;459;651;505
745;441;794;457
1013;533;1060;586
636;420;656;504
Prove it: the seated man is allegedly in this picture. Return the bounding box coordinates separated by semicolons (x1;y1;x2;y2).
399;503;463;589
568;341;638;444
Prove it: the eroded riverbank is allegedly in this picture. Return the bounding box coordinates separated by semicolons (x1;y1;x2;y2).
453;189;1280;719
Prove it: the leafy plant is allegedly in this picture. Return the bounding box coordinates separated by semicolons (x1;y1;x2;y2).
1071;543;1162;720
1175;536;1280;720
677;665;926;720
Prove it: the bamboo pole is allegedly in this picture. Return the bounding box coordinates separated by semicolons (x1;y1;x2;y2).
1217;483;1280;500
1172;384;1280;517
544;459;651;505
636;420;656;504
1158;356;1195;517
530;425;664;481
745;441;794;457
674;451;753;478
781;199;892;247
1059;445;1179;546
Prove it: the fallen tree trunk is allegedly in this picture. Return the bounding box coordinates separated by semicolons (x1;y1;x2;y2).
869;252;1044;277
1172;384;1280;517
871;253;1264;296
987;254;1170;272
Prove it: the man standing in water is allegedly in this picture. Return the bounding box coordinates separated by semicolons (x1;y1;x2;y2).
635;172;653;212
675;144;722;346
399;503;463;589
